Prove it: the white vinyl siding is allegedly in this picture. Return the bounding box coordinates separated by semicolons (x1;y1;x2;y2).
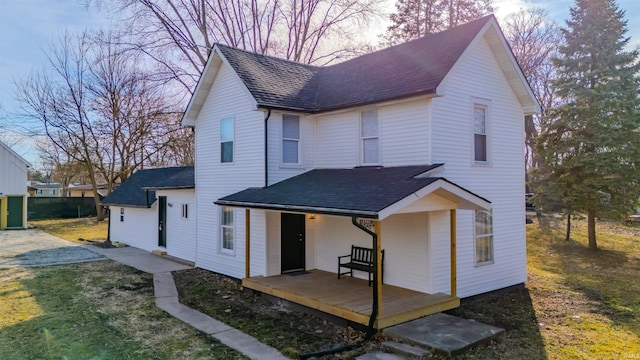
282;114;300;165
109;206;159;253
315;100;431;168
193;56;265;278
220;206;235;254
162;189;197;262
221;117;234;163
108;189;197;263
474;209;493;265
432;34;526;297
361;110;379;165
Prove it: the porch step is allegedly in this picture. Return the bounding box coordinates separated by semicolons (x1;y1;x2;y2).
382;341;430;359
151;250;167;256
355;352;406;360
383;313;505;357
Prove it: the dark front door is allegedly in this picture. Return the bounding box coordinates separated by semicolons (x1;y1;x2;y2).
7;196;23;228
281;213;305;273
158;196;167;247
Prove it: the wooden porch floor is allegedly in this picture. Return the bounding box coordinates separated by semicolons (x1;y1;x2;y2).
243;270;460;329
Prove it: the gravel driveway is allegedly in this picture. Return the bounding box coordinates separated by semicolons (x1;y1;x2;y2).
0;229;105;267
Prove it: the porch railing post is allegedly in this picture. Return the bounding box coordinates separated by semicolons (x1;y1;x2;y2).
450;209;457;298
245;208;250;279
374;220;383;317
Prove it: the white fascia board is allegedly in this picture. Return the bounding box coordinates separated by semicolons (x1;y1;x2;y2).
181;47;222;127
377;179;491;220
436;17;540;114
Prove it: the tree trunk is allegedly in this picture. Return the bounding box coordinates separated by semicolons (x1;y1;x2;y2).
587;209;597;250
565;211;571;241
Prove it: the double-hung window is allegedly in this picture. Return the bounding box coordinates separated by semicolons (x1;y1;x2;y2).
220;206;235;253
221;118;234;163
282;114;300;165
473;100;490;163
361;110;379;165
475;209;494;265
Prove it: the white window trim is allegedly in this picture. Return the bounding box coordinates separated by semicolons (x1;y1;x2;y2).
281;114;303;167
471;98;491;166
219;206;235;255
474;209;494;266
360;109;381;166
220;117;235;164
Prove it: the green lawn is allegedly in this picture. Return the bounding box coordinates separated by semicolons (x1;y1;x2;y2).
28;216;640;359
0;261;246;359
30;217;108;243
526;216;640;359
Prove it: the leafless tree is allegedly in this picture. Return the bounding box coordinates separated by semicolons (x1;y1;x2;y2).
503;8;561;175
94;0;383;92
16;31;188;220
37;143;86;196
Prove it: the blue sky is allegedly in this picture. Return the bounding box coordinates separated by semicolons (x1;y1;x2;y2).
1;0;639;167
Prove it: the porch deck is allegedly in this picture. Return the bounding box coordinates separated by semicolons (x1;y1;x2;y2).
243;270;460;329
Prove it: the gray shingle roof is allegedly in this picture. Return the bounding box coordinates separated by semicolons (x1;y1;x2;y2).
215;165;488;218
101;166;194;207
217;15;492;113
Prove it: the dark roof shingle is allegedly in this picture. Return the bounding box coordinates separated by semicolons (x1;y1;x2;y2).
217;15;492;112
101;166;194;207
216;165;448;217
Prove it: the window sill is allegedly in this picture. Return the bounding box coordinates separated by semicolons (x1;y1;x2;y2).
472;161;492;167
474;260;494;267
280;163;304;169
219;250;236;257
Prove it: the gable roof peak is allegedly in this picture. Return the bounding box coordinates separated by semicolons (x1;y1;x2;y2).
186;14;539;118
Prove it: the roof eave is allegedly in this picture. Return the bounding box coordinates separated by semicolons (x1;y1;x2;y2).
257;89;439;114
214;200;379;219
142;185;195;190
100;202;154;208
377;178;491;220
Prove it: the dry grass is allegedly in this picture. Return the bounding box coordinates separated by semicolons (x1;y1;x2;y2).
0;261;246;359
30;217;108;243
527;216;640;359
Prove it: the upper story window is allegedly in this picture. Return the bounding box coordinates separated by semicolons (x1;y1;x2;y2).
361;110;379;165
475;209;494;265
282;114;300;165
221;117;234;163
473;100;490;163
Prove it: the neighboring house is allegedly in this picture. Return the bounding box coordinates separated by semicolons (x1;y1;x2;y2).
28;183;63;197
102;167;196;262
118;15;539;329
0;141;31;229
68;183;117;198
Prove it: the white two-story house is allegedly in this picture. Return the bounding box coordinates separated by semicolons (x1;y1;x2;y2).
112;15;538;329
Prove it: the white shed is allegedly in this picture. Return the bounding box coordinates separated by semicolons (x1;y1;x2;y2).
0;140;31;229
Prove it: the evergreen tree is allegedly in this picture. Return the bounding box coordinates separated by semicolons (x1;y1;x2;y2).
535;0;640;250
384;0;493;44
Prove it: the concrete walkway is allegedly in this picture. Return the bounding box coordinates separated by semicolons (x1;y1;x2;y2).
90;246;288;360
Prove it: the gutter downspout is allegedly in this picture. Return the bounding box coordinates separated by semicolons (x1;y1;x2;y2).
351;216;379;337
264;108;272;188
299;217;379;359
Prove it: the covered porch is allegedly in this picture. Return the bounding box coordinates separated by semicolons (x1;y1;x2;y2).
217;165;491;329
243;269;459;329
